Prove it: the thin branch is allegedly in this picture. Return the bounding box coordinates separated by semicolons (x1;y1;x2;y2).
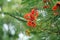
0;12;27;22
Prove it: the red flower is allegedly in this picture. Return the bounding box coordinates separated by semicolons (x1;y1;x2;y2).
31;9;35;14
31;22;36;27
52;5;58;11
27;21;32;27
31;9;39;19
30;14;36;21
27;21;36;27
34;10;39;17
24;13;31;20
43;5;49;8
24;13;36;21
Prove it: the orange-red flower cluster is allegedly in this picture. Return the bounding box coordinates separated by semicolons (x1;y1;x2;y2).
52;5;58;11
24;9;39;27
56;2;60;7
52;2;60;16
52;2;60;11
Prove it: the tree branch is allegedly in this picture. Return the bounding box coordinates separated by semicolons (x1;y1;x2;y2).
0;12;27;22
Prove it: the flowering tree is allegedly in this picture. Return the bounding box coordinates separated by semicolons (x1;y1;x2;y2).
0;0;60;40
